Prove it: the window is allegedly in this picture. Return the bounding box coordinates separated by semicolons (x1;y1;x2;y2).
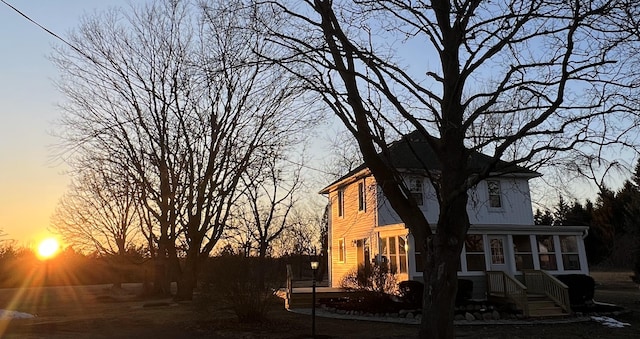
536;235;557;270
490;238;505;264
337;189;344;217
560;236;581;270
398;237;407;274
487;180;502;208
465;235;486;271
358;181;366;211
338;238;346;262
380;236;408;274
408;178;424;206
513;235;534;270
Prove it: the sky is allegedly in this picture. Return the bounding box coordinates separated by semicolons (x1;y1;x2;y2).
0;0;129;247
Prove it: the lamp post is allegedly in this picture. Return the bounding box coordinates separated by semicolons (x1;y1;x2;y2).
310;260;319;338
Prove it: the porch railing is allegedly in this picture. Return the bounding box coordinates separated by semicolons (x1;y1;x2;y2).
486;270;529;317
286;264;293;303
523;269;571;314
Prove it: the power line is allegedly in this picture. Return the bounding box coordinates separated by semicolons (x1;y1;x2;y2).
1;0;94;62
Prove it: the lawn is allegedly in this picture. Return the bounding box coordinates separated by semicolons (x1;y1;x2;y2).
0;271;639;338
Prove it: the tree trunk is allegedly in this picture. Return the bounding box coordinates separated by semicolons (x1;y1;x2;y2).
152;239;171;296
419;168;469;338
175;248;198;301
419;237;463;339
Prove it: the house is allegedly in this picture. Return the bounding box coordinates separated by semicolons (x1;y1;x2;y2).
319;132;589;315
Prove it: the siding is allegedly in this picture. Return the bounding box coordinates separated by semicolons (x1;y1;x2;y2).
328;176;377;287
377;176;535;227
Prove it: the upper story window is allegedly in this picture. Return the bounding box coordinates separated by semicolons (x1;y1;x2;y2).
408;178;424;206
337;189;345;217
487;180;502;208
358;180;366;212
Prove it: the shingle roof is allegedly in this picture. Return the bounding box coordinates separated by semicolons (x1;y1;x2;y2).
319;131;540;193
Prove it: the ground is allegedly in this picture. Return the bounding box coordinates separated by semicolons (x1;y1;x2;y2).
0;271;639;338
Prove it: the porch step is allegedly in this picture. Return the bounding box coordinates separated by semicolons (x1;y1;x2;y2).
286;292;317;309
527;299;568;318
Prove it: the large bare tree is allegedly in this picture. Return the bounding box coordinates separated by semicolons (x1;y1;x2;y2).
261;1;640;337
53;0;311;299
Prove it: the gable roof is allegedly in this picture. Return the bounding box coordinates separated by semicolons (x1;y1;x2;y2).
319;131;540;194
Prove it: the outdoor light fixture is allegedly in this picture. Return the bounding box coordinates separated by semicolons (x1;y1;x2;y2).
310;260;320;338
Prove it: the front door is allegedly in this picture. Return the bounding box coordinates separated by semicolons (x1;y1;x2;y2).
356;239;370;270
488;235;509;272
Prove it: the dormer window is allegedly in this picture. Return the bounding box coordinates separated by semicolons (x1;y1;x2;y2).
408;178;424;206
487;180;502;208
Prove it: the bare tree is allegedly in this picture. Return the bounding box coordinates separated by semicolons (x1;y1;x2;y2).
261;1;640;337
50;164;143;288
51;169;142;255
231;151;303;259
52;0;312;299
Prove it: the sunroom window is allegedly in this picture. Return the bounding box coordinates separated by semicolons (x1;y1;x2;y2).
380;236;408;274
465;235;485;271
513;235;534;270
560;235;581;270
536;235;558;270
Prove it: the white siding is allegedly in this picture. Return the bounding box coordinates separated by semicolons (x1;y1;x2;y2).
377;176;535;227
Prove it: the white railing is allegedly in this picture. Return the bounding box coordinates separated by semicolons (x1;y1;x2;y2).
487;271;529;316
523;270;571;314
286;264;293;304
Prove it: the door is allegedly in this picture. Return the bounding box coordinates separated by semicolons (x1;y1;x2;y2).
356;239;370;270
488;235;509;272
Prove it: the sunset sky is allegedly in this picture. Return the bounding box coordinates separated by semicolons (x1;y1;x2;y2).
1;1;631;248
0;0;128;246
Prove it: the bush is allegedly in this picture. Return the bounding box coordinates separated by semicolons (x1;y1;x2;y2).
456;279;473;304
199;255;284;323
398;280;423;308
340;262;397;295
556;274;595;305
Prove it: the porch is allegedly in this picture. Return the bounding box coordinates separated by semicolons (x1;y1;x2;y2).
487;270;571;317
284;264;364;309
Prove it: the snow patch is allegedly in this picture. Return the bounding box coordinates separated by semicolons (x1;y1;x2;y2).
591;316;630;328
0;309;36;319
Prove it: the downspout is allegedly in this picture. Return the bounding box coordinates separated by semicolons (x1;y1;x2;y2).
581;227;589;239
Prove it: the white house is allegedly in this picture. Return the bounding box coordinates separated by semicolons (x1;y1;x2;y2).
319;132;588;315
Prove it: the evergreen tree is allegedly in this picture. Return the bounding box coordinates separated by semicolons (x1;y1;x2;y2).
534;209;554;226
553;195;571;226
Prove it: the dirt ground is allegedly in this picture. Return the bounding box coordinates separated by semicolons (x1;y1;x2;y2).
0;271;639;338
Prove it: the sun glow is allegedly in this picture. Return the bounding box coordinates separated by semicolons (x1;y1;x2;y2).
37;238;60;260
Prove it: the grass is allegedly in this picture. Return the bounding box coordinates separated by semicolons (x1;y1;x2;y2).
0;271;639;338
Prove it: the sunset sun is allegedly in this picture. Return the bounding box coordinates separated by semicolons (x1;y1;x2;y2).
37;238;60;260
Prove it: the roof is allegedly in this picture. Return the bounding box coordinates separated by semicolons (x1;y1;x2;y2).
319;131;540;194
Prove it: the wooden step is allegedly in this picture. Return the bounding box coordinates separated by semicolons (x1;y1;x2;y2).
527;300;568;317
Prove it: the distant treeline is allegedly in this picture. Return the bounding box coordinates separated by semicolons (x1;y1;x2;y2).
0;245;323;289
0;246;151;288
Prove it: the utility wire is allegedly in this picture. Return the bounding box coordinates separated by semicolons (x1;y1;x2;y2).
1;0;95;62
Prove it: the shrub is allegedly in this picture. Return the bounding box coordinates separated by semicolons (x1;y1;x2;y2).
556;274;595;305
456;279;473;304
199;255;284;322
340;262;397;295
398;280;423;308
